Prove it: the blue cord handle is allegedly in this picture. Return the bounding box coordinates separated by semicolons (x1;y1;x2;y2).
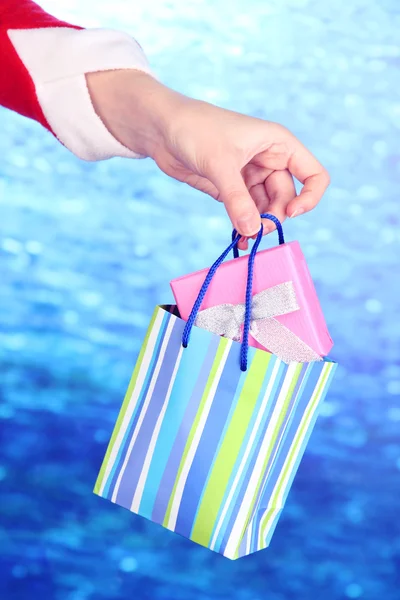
182;213;285;371
231;212;284;258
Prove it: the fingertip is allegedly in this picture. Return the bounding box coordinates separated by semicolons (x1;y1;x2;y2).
237;236;248;251
261;223;274;236
261;213;285;235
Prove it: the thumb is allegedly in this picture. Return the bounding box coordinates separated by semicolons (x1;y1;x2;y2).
211;168;261;237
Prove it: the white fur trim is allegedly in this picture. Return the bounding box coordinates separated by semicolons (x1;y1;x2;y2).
8;27;155;161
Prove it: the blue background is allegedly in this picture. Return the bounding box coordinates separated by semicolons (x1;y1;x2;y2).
1;0;399;598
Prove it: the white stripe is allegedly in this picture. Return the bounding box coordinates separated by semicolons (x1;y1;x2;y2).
111;317;176;502
224;362;299;558
165;340;232;531
209;358;282;550
130;346;184;511
98;309;164;496
259;364;331;541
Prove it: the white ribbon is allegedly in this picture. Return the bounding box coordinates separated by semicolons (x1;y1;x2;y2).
195;281;322;364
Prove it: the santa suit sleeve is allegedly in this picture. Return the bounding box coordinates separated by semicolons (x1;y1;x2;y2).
0;0;154;160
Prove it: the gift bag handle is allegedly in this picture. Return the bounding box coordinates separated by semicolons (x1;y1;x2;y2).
182;213;285;372
231;213;284;259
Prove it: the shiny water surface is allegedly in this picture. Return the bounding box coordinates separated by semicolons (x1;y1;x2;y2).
1;0;399;598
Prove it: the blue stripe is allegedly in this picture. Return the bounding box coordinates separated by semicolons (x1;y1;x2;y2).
216;358;286;553
211;353;283;552
251;364;326;545
276;363;336;509
237;525;250;558
252;363;314;514
188;344;262;537
138;325;217;520
250;508;265;554
174;340;243;539
114;319;183;509
249;507;263;553
241;362;302;555
103;309;171;499
245;364;314;552
218;359;288;554
150;333;221;524
256;364;335;548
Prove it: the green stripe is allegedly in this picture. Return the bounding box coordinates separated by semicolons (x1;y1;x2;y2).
233;362;303;558
94;307;161;495
258;362;333;547
191;351;270;548
163;337;229;528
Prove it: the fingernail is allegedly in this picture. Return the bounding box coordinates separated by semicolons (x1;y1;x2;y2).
290;207;305;218
237;215;260;236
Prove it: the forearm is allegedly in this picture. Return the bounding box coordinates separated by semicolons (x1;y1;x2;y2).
85;69;190;160
0;0;154;160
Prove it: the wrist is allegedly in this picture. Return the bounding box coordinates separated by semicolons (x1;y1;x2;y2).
86;69;186;158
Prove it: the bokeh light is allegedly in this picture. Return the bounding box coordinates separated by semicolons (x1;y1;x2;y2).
1;0;399;599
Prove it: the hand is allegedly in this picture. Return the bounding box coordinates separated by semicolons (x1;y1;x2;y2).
86;70;329;249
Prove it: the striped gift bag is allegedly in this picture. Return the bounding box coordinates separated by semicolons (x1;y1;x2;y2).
94;305;336;559
94;216;337;559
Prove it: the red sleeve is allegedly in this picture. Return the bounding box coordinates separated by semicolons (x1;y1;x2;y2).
0;0;81;130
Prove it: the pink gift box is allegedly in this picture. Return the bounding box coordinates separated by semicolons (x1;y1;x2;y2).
170;241;333;358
